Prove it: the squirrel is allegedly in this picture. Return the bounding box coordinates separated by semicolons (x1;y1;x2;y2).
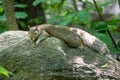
28;24;110;55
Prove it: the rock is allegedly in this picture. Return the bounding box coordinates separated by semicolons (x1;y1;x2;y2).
0;31;120;80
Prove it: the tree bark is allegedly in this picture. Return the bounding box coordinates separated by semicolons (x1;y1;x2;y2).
2;0;19;30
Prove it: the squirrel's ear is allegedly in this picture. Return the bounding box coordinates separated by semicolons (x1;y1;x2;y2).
35;26;40;31
28;25;31;30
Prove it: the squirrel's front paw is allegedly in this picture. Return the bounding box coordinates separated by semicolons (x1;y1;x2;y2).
78;47;85;51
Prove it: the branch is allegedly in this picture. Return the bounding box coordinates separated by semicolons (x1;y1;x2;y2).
58;0;65;8
72;0;78;11
93;0;117;48
118;0;120;9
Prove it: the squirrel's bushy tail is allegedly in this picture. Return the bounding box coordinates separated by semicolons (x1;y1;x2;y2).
76;29;110;55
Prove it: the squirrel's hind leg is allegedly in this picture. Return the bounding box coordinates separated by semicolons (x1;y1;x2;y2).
78;39;85;51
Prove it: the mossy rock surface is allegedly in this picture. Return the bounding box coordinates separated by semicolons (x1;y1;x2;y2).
0;31;120;80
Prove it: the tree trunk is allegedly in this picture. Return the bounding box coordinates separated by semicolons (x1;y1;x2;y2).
2;0;19;30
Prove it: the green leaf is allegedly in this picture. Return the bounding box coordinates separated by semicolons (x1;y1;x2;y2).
47;16;63;24
59;14;75;26
32;0;42;6
48;13;75;26
0;6;3;12
15;12;28;19
58;19;71;26
0;15;6;21
14;4;28;8
76;10;91;24
101;63;108;68
106;19;120;25
91;21;107;32
51;0;61;3
0;66;13;77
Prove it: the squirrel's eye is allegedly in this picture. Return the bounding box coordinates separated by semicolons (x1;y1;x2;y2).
35;31;37;35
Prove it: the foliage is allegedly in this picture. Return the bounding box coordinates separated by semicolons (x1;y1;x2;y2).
14;3;28;8
15;12;28;19
32;0;43;6
0;22;7;33
0;0;120;54
0;1;28;32
47;9;91;26
0;66;13;77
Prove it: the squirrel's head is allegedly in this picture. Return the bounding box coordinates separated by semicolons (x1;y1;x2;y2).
28;26;42;41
